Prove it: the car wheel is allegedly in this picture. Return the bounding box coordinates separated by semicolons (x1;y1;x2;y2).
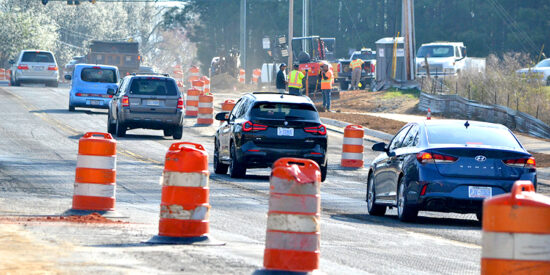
214;139;229;174
546;76;550;86
107;113;116;134
340;80;349;91
115;119;126;137
397;177;418;222
68;104;75;112
164;128;175;137
320;164;327;182
13;78;20;86
229;142;246;178
367;173;387;216
173;125;183;139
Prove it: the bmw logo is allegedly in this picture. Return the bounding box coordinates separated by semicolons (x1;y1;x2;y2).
284;121;288;126
475;155;487;162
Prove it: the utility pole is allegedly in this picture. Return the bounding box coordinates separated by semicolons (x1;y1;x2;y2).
240;0;247;78
288;0;294;69
402;0;416;80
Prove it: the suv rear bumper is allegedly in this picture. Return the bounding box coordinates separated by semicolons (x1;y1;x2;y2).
119;109;184;129
70;96;111;109
237;141;327;169
15;71;58;82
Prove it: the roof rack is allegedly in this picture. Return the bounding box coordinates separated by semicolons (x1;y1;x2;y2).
131;72;170;77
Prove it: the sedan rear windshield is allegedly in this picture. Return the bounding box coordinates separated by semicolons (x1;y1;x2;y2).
426;124;522;149
81;68;117;83
21;52;54;63
251;102;319;121
129;78;178;96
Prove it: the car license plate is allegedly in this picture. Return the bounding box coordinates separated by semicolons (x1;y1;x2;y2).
33;66;44;71
147;100;160;106
277;127;294;136
89;100;102;105
468;186;492;198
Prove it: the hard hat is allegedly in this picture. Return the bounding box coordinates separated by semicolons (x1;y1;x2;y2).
280;63;287;68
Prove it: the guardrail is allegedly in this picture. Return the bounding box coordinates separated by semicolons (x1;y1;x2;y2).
418;92;550;139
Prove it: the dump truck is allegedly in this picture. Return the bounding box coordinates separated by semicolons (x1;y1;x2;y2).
86;40;140;77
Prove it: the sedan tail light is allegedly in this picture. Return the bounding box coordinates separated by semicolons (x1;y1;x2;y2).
503;157;536;169
47;65;58;71
304;125;327;135
18;64;29;70
243;121;267;132
121;95;130;107
177;97;184;109
416;152;458;164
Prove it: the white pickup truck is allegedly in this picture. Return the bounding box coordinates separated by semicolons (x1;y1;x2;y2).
415;42;485;78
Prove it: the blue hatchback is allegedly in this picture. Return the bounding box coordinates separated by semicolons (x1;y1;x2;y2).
366;120;536;222
67;64;119;111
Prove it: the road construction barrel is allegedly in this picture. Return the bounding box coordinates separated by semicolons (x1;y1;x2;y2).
191;80;204;94
252;68;261;84
72;132;117;211
197;94;214;125
264;158;321;272
0;69;5;81
481;180;550;274
185;88;200;117
188;66;200;83
158;142;210;237
221;99;236;112
238;69;245;83
201;76;211;94
341;125;364;168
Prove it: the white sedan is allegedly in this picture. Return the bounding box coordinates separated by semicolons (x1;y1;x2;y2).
517;58;550;86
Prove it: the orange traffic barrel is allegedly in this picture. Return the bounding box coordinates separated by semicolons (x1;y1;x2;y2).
201;76;211;94
341;125;364;168
0;69;5;81
185;88;200;117
481;180;550;274
238;69;245;83
72;132;117;211
221;99;236;112
252;68;261;84
188;66;200;83
191;80;204;94
263;158;321;273
148;142;214;244
197;94;214;125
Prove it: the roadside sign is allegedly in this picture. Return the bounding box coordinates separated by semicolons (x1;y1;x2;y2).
263;38;271;49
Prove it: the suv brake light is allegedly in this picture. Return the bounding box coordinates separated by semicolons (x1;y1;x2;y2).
503;157;536;169
48;65;58;71
177;97;184;109
416;152;458;164
304;125;327;135
243;121;267;132
121;95;129;107
337;63;341;72
18;64;29;70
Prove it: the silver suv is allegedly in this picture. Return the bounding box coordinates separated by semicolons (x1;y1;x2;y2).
107;74;184;139
10;50;59;87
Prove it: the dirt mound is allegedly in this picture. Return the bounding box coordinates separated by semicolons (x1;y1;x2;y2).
320;112;406;135
0;213;127;224
332;90;420;114
211;73;239;89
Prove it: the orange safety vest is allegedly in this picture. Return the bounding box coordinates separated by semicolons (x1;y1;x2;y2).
321;70;333;90
350;59;364;70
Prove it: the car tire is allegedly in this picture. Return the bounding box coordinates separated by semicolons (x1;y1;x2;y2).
367;173;387;216
115;119;126;137
214;139;229;174
229;142;246;178
107;114;116;135
340;80;349;91
173;125;183;139
68;104;75;112
546;76;550;86
397;177;419;222
320;164;327;182
164;128;175;137
13;78;20;86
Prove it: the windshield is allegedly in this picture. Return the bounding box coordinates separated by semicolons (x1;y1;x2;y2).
426;124;522;149
251;102;319;121
21;52;54;63
536;59;550;68
80;68;117;83
417;46;454;58
129;78;178;96
352;52;376;60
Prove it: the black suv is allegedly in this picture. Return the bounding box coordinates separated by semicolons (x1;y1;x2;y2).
214;92;328;181
107;74;184;139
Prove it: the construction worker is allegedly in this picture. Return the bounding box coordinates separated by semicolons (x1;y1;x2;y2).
350;57;364;90
288;64;305;96
320;62;333;112
276;63;287;94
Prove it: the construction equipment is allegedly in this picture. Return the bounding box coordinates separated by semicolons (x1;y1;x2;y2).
292;36;336;96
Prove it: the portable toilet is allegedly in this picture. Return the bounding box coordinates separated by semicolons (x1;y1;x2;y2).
375;37;406;84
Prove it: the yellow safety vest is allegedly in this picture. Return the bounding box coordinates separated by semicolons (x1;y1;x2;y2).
288;70;305;88
350;59;364;70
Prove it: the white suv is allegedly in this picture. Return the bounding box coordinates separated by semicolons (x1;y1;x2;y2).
10;50;59;87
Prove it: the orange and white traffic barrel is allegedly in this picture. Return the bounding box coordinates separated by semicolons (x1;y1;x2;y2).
0;69;5;81
341;125;364;168
201;76;211;94
150;142;211;244
263;158;321;273
188;66;200;84
192;80;204;94
72;132;117;211
197;94;214;125
221;99;236;112
238;69;245;83
251;68;261;84
481;180;550;274
185;88;200;117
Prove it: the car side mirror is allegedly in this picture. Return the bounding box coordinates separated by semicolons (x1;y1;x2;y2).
371;142;388;152
107;88;115;95
9;60;14;65
64;75;71;81
215;112;229;121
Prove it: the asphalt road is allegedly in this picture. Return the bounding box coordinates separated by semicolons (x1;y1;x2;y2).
0;84;486;274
